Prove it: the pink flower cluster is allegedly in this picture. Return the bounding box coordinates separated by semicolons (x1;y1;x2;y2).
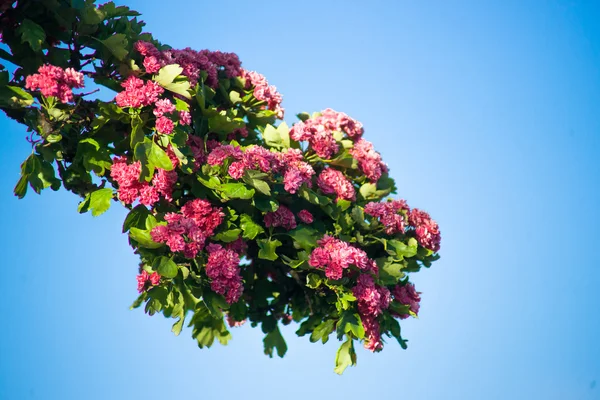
392;283;421;319
151;199;225;259
25;64;84;103
264;205;296;231
353;274;391;352
317;168;355;202
349;139;388;182
290;108;364;159
308;235;376;280
207;145;314;194
187;135;206;171
115;76;164;108
110;156;177;206
136;270;160;293
297;210;314;224
134;41;242;87
205;243;244;304
408;208;441;252
364;199;409;235
242;69;284;119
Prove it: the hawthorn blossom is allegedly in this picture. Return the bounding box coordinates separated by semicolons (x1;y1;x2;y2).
155;116;174;134
308;235;376;280
364;199;409;235
205;243;244;304
25;64;85;103
264;205;296;231
408;208;441;252
136;270;160;292
134;41;242;87
317;168;355;202
179;111;192;126
392;283;421;319
151;199;225;258
153;99;176;117
115;75;164;108
349;139;387;182
289;108;364;158
297;210;314;224
242;69;284;119
227;314;246;327
353;274;391;351
110;156;176;206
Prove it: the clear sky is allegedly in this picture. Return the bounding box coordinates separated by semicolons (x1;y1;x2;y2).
1;1;599;399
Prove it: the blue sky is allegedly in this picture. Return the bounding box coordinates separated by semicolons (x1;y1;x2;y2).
1;1;599;399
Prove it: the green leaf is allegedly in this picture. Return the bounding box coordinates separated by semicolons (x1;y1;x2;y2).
150;141;174;170
154;64;183;86
14;175;28;199
242;175;271;196
296;112;311;122
219;183;255;200
263;326;287;358
337;199;352;212
78;188;113;217
98;34;128;61
337;311;365;340
310;319;335;344
80;4;106;24
253;196;278;212
287;226;320;251
240;214;264;239
387;239;417;258
257;238;282;261
334;338;357;375
262;122;290;149
17;19;46;52
377;258;405;285
122;204;151;232
153;256;178;278
130;116;145;150
203;290;228;318
214;228;242;243
129;227;163;249
306;273;322;289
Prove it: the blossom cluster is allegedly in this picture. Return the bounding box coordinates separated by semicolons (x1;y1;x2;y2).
308;235;377;280
151;199;225;259
25;64;84;103
353;274;391;351
290;108;364;159
205;243;244;304
364;199;409;235
135;40;242;87
408;208;441;252
392;283;421;319
242;70;284;119
110;156;177;206
136;270;160;293
115;75;164;109
208;145;315;194
349;139;388;182
264;205;297;231
316;168;356;202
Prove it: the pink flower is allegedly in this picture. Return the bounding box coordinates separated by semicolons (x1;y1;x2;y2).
115;76;164;108
408;209;441;252
364;199;409;235
205;243;244;304
156;116;175;134
391;283;421;319
264;205;296;230
137;270;161;292
207;144;242;166
179;111;192;126
353;274;390;352
349;139;387;182
297;210;314;224
143;56;162;73
227;314;246;327
317;168;355;202
308;235;376;280
153;99;176;117
242;69;284;118
25;64;85;103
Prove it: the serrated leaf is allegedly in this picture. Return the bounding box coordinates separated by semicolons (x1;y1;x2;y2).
153;256;178;278
240;214;264;239
257;238;282;261
287;226;320;251
306;273;322;289
214;228;242;243
17;19;46;52
263;326;287;358
310;319;335;344
87;188;113;216
99;34;128;61
219;183;254;200
336;311;365;340
334;338;357;375
154;65;183;86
